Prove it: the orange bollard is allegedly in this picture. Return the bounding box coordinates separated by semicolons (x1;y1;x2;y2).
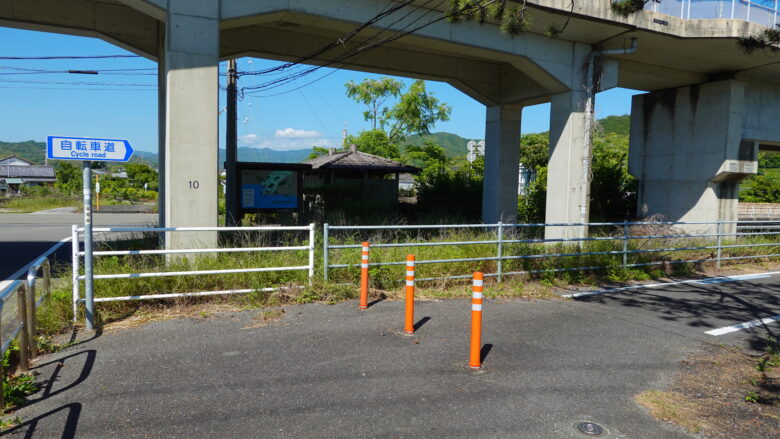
469;271;484;370
404;254;415;335
360;242;369;310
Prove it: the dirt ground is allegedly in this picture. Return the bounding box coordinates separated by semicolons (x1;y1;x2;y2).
637;342;780;438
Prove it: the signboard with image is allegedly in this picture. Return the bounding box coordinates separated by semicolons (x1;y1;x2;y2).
235;162;311;213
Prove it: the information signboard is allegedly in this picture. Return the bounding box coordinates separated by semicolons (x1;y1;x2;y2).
235;162;311;214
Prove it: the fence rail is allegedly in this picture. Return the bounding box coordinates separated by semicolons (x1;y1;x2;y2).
1;240;60;407
72;224;316;327
323;220;780;285
648;0;780;28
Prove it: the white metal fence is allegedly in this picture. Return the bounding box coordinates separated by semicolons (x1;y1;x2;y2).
71;224;316;327
0;240;62;406
648;0;780;27
323;220;780;284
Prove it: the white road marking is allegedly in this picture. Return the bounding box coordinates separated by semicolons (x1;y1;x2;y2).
693;274;770;285
563;270;780;298
706;315;780;336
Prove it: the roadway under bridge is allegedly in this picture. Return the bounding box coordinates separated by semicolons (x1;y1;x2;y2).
2;1;780;247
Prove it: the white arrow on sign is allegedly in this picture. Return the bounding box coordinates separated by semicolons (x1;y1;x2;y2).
47;136;135;162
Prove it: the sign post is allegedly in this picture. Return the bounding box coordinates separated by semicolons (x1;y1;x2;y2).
47;136;134;331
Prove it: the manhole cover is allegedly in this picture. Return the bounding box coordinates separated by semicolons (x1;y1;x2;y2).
576;421;604;436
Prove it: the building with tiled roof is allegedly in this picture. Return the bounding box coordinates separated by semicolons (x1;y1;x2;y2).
303;145;419;209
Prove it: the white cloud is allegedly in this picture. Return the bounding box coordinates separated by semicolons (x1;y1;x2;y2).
238;134;259;145
274;128;322;139
237;132;334;151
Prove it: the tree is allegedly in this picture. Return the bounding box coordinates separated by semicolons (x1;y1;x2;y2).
520;133;549;171
344;78;451;160
740;175;780;203
345;77;403;131
125;163;158;191
54;161;81;195
345;129;401;159
404;140;448;173
308;146;331;160
609;0;659;17
386;80;451;141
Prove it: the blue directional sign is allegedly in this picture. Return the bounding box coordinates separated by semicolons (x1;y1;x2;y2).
47;136;134;162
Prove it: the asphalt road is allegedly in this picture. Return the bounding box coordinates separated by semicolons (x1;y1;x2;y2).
7;274;780;438
0;212;157;280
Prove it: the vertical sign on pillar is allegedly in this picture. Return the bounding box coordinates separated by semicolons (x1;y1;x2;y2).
47;136;135;330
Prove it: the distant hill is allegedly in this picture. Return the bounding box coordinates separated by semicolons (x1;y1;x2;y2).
1;117;631;167
0;140;47;164
597;114;630;136
404;132;472;157
0;140;313;167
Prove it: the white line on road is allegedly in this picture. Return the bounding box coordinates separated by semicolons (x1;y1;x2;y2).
705;315;780;336
563;270;780;298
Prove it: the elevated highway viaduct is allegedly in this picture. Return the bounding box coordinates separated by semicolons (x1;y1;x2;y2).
2;0;780;246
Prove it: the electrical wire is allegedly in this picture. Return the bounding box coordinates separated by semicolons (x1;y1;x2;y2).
0;78;156;86
240;0;448;96
0;55;140;60
237;0;417;78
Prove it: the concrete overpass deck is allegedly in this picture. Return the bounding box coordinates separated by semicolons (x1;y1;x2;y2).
2;1;780;246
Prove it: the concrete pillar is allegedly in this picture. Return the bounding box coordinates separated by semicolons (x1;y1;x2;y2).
164;0;219;248
156;22;165;234
482;104;522;224
629;80;758;235
545;90;589;240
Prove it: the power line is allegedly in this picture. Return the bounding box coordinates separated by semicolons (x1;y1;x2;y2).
237;0;417;78
0;55;140;60
242;0;450;97
0;65;157;76
0;78;155;86
240;0;448;96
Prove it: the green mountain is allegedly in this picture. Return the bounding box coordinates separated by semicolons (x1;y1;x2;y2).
0;140;313;167
404;132;472;158
0;116;632;168
598;114;630;136
0;140;47;164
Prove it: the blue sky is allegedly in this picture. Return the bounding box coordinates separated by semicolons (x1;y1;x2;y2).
1;27;641;154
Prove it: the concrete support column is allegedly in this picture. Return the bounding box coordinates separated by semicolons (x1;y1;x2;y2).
482;104;522;224
156;22;165;235
164;0;219;249
545;89;589;240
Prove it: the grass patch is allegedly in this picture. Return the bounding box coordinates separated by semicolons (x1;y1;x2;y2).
636;342;780;438
31;223;780;335
0;196;80;213
635;390;704;433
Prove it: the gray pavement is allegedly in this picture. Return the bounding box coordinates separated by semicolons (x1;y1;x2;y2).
0;213;157;280
6;274;780;438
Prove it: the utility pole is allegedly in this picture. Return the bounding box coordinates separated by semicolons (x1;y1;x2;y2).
225;59;238;226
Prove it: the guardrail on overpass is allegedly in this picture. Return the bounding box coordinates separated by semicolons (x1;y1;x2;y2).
649;0;779;27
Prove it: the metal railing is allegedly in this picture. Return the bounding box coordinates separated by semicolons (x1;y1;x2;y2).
323;220;780;284
72;224;316;327
648;0;780;27
0;240;62;408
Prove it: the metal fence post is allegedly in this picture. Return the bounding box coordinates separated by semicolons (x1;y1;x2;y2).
26;261;42;357
497;221;504;283
71;224;79;322
0;314;4;409
716;221;723;269
17;283;30;372
622;221;629;269
323;223;329;282
308;223;316;284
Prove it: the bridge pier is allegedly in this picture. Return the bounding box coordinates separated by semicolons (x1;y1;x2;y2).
628;80;780;234
482;105;523;224
162;0;219;249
